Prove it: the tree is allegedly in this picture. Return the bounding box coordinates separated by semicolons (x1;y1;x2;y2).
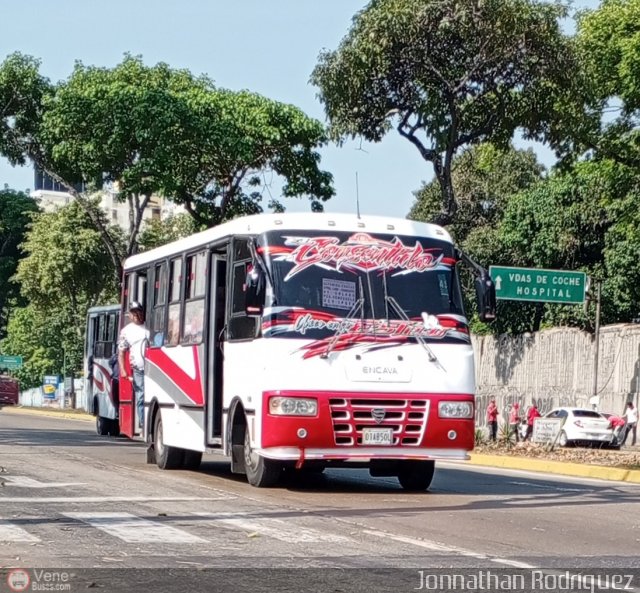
311;0;576;225
0;305;64;388
409;144;544;243
0;54;334;282
137;212;198;252
12;201;119;379
571;0;640;168
0;187;39;339
495;159;639;331
409;144;545;332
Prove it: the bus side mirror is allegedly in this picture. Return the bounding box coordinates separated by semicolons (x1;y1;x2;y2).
475;274;497;323
245;264;266;317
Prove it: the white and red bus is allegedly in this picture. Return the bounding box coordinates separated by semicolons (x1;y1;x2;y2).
119;212;495;490
84;304;121;436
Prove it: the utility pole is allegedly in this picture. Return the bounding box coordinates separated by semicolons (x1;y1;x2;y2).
592;281;602;399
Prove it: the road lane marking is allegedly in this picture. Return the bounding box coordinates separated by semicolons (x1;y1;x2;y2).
362;529;536;569
3;476;86;488
63;512;207;544
0;521;40;542
0;496;232;503
508;481;585;492
194;512;351;543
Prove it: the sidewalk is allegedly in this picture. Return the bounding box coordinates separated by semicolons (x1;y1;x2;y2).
468;452;640;484
0;404;94;422
3;405;640;484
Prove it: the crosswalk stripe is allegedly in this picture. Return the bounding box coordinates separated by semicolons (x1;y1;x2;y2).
0;521;40;542
194;512;350;543
63;512;206;544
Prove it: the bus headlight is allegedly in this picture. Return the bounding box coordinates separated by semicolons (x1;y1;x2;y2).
439;401;474;419
269;397;318;416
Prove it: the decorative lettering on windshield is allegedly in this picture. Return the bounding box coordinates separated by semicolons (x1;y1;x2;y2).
261;308;470;357
270;233;446;280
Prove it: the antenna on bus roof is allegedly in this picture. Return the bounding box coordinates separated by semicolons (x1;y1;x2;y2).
355;171;361;219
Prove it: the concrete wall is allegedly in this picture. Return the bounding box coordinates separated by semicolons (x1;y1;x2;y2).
20;379;85;410
473;324;640;425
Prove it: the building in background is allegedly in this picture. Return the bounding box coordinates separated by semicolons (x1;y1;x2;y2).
31;167;183;229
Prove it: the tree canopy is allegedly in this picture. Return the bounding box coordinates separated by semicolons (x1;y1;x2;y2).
0;187;39;340
571;0;640;168
311;0;576;225
4;201;120;384
0;54;334;282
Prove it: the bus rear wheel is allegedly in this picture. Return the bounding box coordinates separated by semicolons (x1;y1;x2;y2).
96;416;109;436
397;460;435;491
154;414;184;470
243;429;281;487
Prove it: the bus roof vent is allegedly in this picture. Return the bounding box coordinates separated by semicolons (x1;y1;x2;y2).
328;220;336;227
275;219;283;225
357;222;365;228
387;224;395;230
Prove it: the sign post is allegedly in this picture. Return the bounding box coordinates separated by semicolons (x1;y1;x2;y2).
489;266;587;304
42;375;59;402
0;355;23;370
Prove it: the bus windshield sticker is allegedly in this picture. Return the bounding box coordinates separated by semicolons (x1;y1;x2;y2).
274;233;445;281
322;278;356;311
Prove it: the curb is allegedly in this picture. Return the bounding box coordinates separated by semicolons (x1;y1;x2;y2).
1;406;94;423
469;453;640;484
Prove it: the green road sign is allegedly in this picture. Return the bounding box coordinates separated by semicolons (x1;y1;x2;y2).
0;355;23;370
489;266;587;304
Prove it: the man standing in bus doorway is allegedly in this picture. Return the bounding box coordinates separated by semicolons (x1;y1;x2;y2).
118;302;149;430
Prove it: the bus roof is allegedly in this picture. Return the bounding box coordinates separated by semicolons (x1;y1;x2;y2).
124;212;452;270
87;304;121;315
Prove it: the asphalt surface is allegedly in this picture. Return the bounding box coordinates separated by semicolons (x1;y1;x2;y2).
7;404;640;482
1;406;640;592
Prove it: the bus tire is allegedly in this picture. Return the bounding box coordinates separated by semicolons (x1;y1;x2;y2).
397;460;435;492
154;413;184;470
243;429;281;487
183;450;202;470
107;419;120;437
96;416;109;436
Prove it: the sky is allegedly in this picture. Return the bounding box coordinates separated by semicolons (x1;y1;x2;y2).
0;0;598;219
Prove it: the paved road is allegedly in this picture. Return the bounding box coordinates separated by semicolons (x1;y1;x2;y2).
1;410;639;591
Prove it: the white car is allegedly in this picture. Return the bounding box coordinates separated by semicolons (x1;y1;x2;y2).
544;407;615;447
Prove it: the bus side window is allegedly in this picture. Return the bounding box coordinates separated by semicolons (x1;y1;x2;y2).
105;313;116;358
151;262;168;348
228;250;259;341
166;257;183;346
95;314;106;358
182;252;206;345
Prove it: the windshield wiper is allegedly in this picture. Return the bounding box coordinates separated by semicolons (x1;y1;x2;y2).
382;271;440;365
320;277;365;359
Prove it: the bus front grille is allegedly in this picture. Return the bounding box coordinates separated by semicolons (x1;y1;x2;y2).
329;398;429;446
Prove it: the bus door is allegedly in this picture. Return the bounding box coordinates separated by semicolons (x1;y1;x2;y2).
119;271;148;439
84;314;98;414
206;253;227;445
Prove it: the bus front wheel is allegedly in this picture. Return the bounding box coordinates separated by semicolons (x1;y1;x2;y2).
154;414;184;470
96;416;109;436
243;429;281;487
397;460;435;491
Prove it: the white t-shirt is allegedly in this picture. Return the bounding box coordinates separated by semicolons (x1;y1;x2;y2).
624;406;638;424
118;322;150;371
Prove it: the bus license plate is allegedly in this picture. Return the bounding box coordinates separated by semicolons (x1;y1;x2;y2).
362;427;393;446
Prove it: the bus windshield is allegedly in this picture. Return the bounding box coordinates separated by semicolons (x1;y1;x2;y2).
258;230;467;343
